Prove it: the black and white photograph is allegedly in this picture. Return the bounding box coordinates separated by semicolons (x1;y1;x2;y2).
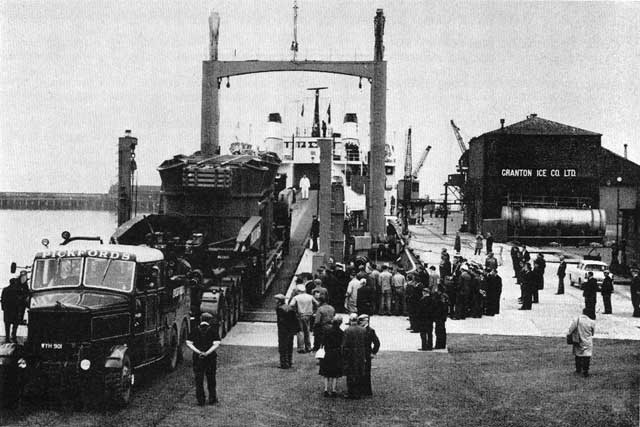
1;1;639;425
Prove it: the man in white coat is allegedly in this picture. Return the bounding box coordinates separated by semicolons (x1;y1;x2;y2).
299;174;310;200
567;308;596;377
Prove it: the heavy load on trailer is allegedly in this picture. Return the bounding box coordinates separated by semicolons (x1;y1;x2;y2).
111;151;288;338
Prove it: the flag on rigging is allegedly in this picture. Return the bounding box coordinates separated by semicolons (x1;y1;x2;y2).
301;104;304;117
327;103;331;124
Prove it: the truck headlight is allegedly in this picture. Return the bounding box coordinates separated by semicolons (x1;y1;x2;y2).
80;359;91;371
17;358;27;369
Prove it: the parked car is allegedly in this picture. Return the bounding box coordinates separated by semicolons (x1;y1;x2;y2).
568;260;609;290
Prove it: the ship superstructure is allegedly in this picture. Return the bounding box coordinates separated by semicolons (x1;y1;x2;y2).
260;98;397;226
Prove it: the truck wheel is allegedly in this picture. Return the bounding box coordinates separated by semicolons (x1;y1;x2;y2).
105;354;132;407
0;365;20;409
166;327;179;371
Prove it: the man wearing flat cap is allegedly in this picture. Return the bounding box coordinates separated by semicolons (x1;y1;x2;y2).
275;294;299;368
342;313;367;399
186;312;221;405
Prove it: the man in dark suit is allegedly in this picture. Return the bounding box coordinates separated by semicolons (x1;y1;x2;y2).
485;269;502;316
342;314;367;399
601;271;613;314
186;312;221;405
583;271;598;319
2;278;22;342
556;256;567;294
519;263;534;310
310;215;320;252
357;314;380;396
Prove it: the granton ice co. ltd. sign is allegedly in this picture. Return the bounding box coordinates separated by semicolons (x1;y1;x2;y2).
500;168;577;177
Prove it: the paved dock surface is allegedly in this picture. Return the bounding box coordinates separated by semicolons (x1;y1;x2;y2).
224;218;640;350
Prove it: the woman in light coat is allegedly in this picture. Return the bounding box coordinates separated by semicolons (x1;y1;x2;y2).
567;308;596;377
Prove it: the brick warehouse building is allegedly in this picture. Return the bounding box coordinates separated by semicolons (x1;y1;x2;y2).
462;114;640;259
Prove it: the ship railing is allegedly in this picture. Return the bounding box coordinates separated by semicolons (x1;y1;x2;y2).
504;195;594;209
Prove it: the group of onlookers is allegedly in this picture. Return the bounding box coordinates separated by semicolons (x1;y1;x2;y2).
275;291;380;399
510;246;546;310
439;250;503;321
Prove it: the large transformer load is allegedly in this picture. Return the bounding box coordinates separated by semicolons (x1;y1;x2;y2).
111;151;287;338
157;152;281;243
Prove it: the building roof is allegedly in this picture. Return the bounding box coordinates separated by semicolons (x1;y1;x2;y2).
599;148;640;186
484;114;601;137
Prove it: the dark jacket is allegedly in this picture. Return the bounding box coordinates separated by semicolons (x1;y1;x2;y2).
522;270;536;293
342;325;367;376
364;327;380;357
357;285;376;315
1;279;22;321
311;219;320;238
601;276;613;295
439;259;452;278
276;303;299;335
583;278;598;300
486;236;494;252
414;294;436;332
532;266;544;290
557;261;567;277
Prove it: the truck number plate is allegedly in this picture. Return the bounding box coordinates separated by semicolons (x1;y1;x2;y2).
41;343;63;350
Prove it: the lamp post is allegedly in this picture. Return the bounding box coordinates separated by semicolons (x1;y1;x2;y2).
616;176;622;252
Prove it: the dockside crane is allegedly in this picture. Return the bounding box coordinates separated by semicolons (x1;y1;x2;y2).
398;128;433;233
450;119;467;153
445;119;469;232
412;145;432;179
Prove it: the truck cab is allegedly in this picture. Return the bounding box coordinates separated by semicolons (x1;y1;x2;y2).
1;243;191;407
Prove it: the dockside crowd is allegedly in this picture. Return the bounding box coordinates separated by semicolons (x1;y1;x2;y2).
273;243;507;398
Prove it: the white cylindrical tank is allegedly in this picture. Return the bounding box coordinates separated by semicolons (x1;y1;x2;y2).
264;113;283;156
501;206;607;237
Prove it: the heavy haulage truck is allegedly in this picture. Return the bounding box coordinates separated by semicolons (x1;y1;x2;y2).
0;151;289;407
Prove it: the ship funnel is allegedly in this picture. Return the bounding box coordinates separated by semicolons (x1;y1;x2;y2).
264;112;284;155
342;113;359;141
344;113;358;124
268;113;282;123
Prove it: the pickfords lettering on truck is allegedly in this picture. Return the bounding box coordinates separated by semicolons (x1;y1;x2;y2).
0;243;192;408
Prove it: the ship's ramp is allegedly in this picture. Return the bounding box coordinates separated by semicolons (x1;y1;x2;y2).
241;191;317;322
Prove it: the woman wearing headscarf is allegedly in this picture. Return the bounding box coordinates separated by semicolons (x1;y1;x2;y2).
319;315;344;397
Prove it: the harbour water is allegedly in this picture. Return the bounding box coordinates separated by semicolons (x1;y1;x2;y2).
0;210;126;284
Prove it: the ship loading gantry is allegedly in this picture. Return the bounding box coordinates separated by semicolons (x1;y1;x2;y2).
201;7;389;248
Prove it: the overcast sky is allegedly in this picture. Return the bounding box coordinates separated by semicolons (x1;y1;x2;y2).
1;0;639;199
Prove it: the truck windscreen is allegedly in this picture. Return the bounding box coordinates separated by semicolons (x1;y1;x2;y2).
84;258;135;292
32;258;83;289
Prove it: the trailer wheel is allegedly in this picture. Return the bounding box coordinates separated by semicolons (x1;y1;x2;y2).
166;326;179;371
105;354;132;407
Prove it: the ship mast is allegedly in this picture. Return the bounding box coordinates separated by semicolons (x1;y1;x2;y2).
290;0;299;61
307;87;328;137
